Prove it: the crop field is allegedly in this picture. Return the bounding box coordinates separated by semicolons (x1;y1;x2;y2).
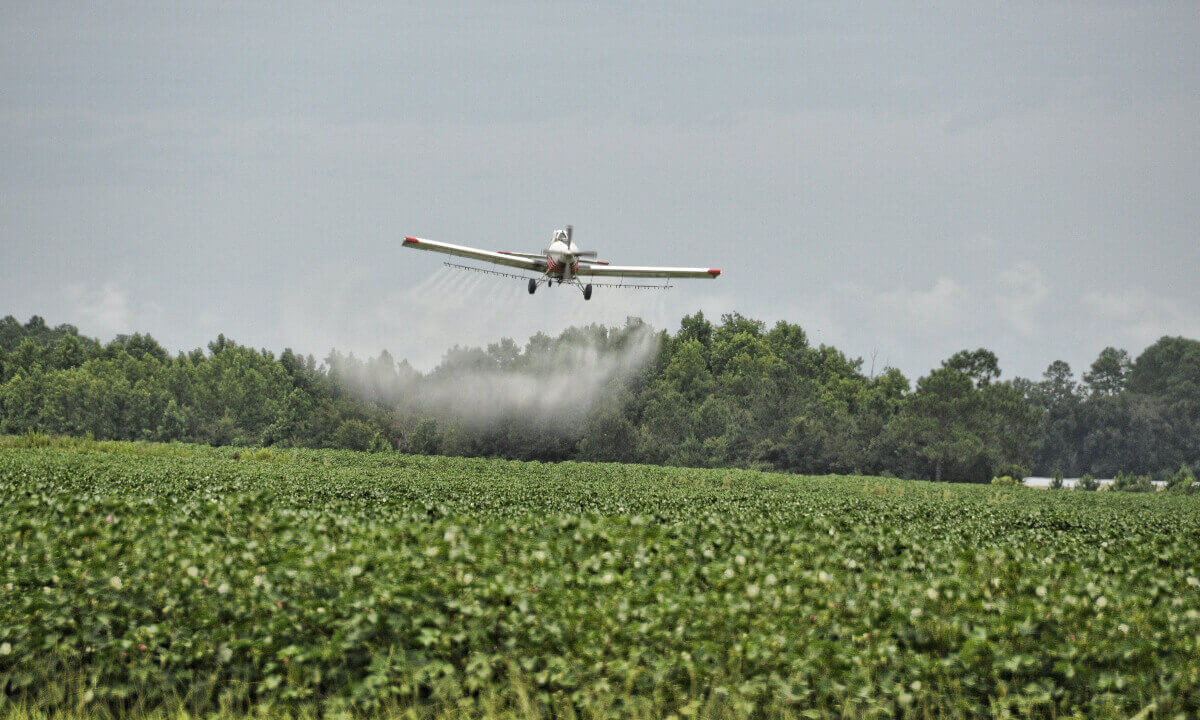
1;439;1199;719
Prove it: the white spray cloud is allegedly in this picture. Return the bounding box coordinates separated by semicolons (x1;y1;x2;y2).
279;252;707;429
409;324;660;427
322;307;663;429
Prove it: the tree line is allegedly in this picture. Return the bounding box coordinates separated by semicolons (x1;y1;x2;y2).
2;313;1197;483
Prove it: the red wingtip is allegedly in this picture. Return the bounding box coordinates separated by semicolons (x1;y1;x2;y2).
708;269;722;276
404;236;419;244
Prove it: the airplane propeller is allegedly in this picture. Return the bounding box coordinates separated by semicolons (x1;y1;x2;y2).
565;225;598;258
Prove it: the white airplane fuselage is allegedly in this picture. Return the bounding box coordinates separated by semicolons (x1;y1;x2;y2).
401;224;719;302
543;237;581;280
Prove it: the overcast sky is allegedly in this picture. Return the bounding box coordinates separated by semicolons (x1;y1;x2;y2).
2;2;1197;380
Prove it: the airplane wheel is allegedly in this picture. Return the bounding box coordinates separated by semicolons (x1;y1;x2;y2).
583;284;593;301
528;278;537;294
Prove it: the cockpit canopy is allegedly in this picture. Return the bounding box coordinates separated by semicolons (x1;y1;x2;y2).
552;229;569;244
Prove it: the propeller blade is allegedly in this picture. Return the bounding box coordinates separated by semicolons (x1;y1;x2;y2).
576;250;598;258
565;225;573;243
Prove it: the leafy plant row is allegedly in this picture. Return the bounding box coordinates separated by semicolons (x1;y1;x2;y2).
1;443;1199;718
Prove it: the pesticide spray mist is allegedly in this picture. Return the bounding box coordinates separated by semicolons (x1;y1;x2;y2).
324;271;664;439
410;322;660;428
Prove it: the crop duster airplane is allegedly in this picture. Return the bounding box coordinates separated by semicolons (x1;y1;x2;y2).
403;225;721;300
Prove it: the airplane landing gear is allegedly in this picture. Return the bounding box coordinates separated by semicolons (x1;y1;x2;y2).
528;278;537;294
583;283;593;301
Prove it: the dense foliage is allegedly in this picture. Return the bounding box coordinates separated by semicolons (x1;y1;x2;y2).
0;316;393;453
2;440;1198;718
3;313;1198;481
1019;340;1200;478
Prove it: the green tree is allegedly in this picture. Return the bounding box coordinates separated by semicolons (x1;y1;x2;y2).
50;334;87;370
1113;472;1154;493
1026;360;1083;476
883;367;979;482
943;348;1001;386
262;389;316;447
1127;338;1200;400
158;398;188;441
662;339;714;402
332;419;383;452
880;350;1036;483
1166;465;1196;494
675;312;714;348
1082;347;1131;396
408;418;443;456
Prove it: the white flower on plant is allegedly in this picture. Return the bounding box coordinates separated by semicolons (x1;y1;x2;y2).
217;582;230;595
187;566;199;578
1036;586;1047;598
925;587;938;601
109;576;122;590
1095;596;1108;609
1188;576;1199;588
0;642;11;655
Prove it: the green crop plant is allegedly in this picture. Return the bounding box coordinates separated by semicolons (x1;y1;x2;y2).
1;440;1198;719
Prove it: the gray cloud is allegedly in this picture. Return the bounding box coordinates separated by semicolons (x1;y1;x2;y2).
63;282;131;336
3;2;1198;382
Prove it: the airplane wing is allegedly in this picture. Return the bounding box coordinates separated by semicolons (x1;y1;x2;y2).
575;263;721;279
403;237;546;272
